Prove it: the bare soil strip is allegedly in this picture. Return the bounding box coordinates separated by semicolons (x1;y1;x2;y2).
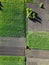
0;37;25;47
26;58;49;65
27;58;49;62
25;49;49;59
27;3;49;32
26;49;49;65
0;47;25;56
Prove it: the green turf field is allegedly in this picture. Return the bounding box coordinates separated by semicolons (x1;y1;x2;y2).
27;31;49;50
27;0;34;3
0;56;25;65
0;0;26;37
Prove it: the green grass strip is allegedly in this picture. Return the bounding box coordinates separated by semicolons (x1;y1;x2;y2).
0;56;25;65
0;0;26;37
27;0;35;3
27;31;49;50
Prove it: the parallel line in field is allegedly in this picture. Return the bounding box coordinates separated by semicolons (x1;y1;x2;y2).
0;47;25;56
26;49;49;59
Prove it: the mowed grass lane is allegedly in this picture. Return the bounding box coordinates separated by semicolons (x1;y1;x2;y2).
0;56;25;65
27;0;34;3
27;32;49;50
0;0;26;37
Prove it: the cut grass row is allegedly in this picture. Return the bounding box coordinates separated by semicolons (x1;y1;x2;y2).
0;56;25;65
27;31;49;50
0;0;26;37
27;0;34;3
0;0;24;3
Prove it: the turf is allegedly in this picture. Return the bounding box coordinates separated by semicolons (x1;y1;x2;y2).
0;0;26;37
27;0;34;3
0;56;25;65
27;31;49;50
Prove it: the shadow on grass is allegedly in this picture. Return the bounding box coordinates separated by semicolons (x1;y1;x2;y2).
0;7;3;11
29;12;42;24
26;46;30;49
40;4;45;9
0;1;4;11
